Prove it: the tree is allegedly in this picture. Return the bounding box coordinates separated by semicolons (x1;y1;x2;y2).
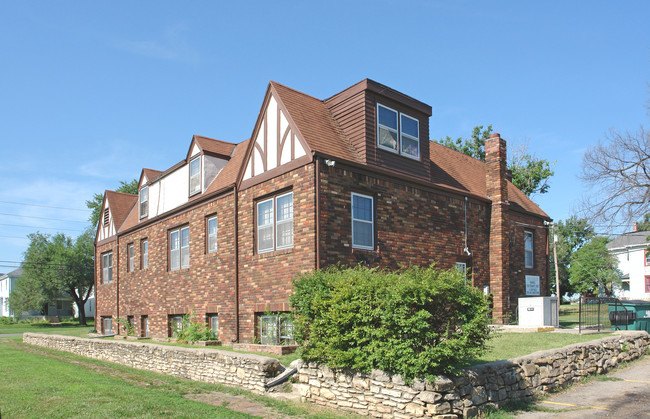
86;179;138;226
568;236;620;296
580;126;650;228
433;125;555;197
549;217;596;297
635;213;650;231
9;230;95;325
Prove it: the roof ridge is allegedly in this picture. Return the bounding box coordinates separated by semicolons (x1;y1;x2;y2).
194;134;238;147
270;81;324;103
107;190;137;197
429;141;484;163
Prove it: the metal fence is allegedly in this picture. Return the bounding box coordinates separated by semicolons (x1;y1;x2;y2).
578;296;630;333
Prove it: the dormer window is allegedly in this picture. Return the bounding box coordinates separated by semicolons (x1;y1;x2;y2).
189;157;201;196
139;186;148;219
377;104;420;160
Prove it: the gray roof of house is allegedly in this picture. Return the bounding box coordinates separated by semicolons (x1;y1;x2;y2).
7;268;22;277
607;231;650;250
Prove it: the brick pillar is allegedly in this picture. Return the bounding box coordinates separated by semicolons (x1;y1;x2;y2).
486;133;510;324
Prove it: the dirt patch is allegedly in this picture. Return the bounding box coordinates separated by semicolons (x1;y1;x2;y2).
185;392;292;418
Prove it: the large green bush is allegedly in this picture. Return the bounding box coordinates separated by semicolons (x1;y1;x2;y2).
290;265;490;381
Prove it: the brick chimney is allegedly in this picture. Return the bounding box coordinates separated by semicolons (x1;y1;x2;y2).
486;133;510;324
633;221;638;232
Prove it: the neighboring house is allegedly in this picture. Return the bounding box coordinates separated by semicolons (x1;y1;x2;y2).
0;268;74;319
95;79;550;341
607;223;650;300
0;268;21;318
72;287;95;319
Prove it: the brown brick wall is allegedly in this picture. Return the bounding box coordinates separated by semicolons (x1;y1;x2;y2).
95;239;117;332
237;164;316;343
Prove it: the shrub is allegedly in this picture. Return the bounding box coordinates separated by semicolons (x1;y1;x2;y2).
115;318;135;336
171;312;217;344
291;264;490;381
0;317;16;325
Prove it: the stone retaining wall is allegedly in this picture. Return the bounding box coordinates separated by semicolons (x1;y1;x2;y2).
294;332;650;418
23;333;282;394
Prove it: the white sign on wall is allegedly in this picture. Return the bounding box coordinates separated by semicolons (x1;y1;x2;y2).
525;275;540;296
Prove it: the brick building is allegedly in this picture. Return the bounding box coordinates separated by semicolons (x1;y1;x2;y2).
94;79;551;341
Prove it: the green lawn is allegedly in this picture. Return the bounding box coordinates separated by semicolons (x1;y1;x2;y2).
0;321;94;337
559;304;580;328
0;337;349;418
471;331;612;364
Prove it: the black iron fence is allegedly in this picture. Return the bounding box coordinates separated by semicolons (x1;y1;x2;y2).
578;296;630;333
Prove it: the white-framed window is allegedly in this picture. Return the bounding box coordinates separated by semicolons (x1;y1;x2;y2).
208;314;219;336
456;262;467;284
257;192;293;253
141;239;148;269
102;252;113;283
169;315;184;338
139;186;148;218
127;244;135;272
377;104;420;160
170;226;190;271
102;317;113;335
207;216;218;253
258;312;295;345
351;193;374;250
189;157;201;196
524;231;534;269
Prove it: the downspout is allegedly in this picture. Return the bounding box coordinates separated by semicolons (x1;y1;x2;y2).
234;183;240;343
116;235;119;327
94;242;97;329
315;157;321;270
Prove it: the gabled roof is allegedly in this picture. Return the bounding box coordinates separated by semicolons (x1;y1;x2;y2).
142;168;162;183
104;190;138;231
429;142;549;219
192;135;236;159
607;231;650;250
271;82;362;164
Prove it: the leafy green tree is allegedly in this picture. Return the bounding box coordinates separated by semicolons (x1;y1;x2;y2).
9;229;95;325
86;179;138;226
549;217;596;297
635;213;650;231
568;236;620;296
433;125;555;196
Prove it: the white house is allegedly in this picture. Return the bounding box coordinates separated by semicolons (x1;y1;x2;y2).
0;268;21;318
607;226;650;300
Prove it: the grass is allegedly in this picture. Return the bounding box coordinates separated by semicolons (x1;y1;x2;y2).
559;304;581;328
470;331;613;364
0;338;350;418
0;320;95;337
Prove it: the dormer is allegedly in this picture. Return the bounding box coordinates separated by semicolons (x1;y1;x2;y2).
186;135;235;198
325;79;432;180
96;190;137;242
138;168;161;221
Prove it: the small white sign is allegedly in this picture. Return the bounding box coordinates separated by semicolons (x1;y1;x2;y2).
525;275;540;296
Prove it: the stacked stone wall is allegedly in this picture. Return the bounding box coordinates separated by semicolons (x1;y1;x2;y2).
23;333;282;394
294;332;650;418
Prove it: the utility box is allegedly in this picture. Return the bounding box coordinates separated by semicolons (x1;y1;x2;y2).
518;297;559;327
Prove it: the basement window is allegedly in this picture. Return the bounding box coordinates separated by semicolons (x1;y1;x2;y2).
258;312;295;346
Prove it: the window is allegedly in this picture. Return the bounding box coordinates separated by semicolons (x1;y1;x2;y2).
169;315;184;338
141;239;148;269
645;251;650;266
207;216;218;253
377;104;420;159
102;252;113;283
456;262;467;284
141;315;149;338
139;186;148;218
170;226;190;270
102;317;113;335
103;209;110;226
646;276;650;294
128;243;135;272
524;231;534;269
258;312;295;345
351;193;374;250
208;314;219;337
257;192;293;253
189;157;201;196
127;315;134;332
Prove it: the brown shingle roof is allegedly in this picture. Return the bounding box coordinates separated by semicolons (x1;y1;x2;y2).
105;190;137;231
193;135;237;158
271;82;362;164
142;168;162;183
205;139;250;194
429;142;549;219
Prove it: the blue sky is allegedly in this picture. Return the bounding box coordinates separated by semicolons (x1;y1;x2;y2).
0;1;648;268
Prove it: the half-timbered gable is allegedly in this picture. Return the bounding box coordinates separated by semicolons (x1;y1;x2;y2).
96;191;137;242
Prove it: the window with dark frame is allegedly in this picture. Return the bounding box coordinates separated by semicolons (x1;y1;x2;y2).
139;186;148;218
169;315;184;338
169;226;189;270
141;239;148;269
524;231;534;269
102;317;113;335
102;252;113;283
141;315;149;337
207;216;218;253
189;157;201;196
646;276;650;294
645;251;650;266
208;314;219;337
127;243;134;272
377;104;420;159
256;192;293;253
456;262;467;284
351;193;374;250
258;312;295;345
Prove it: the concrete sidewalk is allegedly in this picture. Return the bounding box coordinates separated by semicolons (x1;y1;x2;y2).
516;356;650;418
